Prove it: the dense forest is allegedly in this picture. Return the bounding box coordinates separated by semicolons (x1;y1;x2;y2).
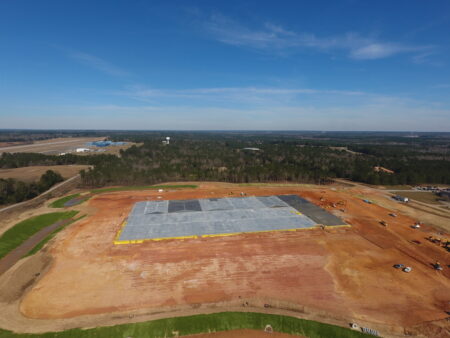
0;170;63;205
1;131;449;189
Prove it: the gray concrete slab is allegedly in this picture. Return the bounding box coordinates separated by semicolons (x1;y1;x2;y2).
144;200;168;214
119;195;344;241
168;199;202;213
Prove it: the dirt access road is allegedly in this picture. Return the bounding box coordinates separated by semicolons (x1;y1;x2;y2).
0;219;71;275
0;175;81;219
0;182;449;337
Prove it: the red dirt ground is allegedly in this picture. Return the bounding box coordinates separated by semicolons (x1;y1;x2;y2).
18;184;450;334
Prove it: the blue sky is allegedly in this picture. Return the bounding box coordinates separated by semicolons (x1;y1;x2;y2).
1;0;450;131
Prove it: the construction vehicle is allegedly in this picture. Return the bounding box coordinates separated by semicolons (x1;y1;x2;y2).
427;236;444;245
336;200;347;207
427;236;437;243
433;262;443;271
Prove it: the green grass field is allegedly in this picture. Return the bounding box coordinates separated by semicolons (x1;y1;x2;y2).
0;312;369;337
49;193;81;208
24;215;86;257
0;211;78;260
91;184;198;194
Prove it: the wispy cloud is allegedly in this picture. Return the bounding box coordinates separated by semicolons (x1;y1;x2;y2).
350;43;420;60
411;51;443;66
3;101;449;131
117;85;368;106
116;85;444;123
69;51;130;77
432;83;450;89
202;14;432;60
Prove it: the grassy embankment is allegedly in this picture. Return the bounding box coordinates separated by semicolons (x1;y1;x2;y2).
24;215;86;257
0;211;78;260
50;185;198;208
0;312;369;337
90;184;197;194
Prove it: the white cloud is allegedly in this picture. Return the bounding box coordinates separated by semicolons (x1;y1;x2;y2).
350;43;419;60
202;14;432;60
69;51;130;77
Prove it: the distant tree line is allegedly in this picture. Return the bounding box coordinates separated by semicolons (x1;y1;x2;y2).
0;170;63;205
81;138;450;187
1;132;449;189
0;152;116;168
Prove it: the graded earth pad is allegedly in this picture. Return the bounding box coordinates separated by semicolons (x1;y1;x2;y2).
11;184;450;336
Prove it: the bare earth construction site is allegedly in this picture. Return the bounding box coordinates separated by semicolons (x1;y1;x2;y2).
1;183;449;337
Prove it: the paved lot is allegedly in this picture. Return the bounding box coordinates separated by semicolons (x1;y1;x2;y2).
278;195;345;226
